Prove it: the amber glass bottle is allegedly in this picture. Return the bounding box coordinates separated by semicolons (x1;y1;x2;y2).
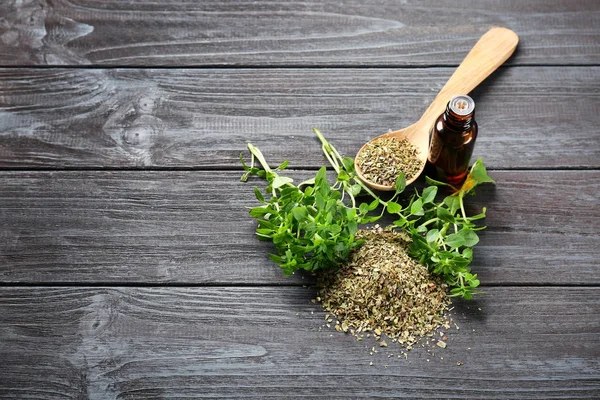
428;95;478;186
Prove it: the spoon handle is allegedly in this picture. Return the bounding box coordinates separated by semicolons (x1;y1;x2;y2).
418;27;519;126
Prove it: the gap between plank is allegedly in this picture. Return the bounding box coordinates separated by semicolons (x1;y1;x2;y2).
0;64;598;70
0;282;598;288
0;166;598;172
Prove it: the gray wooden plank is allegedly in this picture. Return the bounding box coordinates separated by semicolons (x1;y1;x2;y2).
1;67;599;169
0;0;598;66
0;286;598;399
0;170;598;285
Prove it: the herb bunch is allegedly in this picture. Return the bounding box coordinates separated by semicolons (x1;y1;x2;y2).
240;130;380;275
385;159;494;299
240;130;494;299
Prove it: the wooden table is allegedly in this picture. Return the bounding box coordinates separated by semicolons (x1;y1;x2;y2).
1;1;599;398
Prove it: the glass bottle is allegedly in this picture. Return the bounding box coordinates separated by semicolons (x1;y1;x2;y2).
428;95;478;186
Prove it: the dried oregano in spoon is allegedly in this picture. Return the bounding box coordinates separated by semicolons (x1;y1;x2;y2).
355;137;423;186
240;129;494;300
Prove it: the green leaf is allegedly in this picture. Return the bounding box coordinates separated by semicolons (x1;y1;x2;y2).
337;170;350;182
349;184;362;197
315;166;327;185
421;186;438;203
256;228;274;236
445;232;465;248
367;198;379;211
257;219;276;230
426;229;440;244
347;219;358;233
468;208;487;221
410;198;424;215
462;248;473;260
448;255;471;269
444;228;479;249
449;287;467;299
469;158;495;184
315;192;326;209
276;160;289;170
342;157;355;173
395;173;406;193
249;206;271;218
457;159;495;198
253;187;265;203
325;199;337;212
329;223;342;235
359;203;369;215
461;229;480;247
394;219;408;228
387;201;402;214
425;176;455;189
437;207;455;223
316;168;331;196
361;215;381;224
298;177;315;188
272;176;293;189
268;253;283;263
312;232;324;247
292;206;309;222
345;207;357;220
443;196;461;215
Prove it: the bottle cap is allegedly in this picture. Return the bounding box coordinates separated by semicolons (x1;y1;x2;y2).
449;95;475;116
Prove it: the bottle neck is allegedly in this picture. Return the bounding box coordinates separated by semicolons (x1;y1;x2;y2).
443;95;475;132
444;108;474;131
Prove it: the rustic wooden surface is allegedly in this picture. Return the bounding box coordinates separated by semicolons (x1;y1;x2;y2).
0;287;599;399
0;170;598;285
0;0;598;66
0;67;598;169
1;0;599;398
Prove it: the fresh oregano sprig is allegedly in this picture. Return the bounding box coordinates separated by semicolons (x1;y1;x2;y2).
240;130;381;275
385;159;494;299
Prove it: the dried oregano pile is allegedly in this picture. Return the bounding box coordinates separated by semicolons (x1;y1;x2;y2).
355;137;423;186
317;227;450;348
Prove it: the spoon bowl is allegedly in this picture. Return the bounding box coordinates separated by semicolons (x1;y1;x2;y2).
355;27;519;191
355;122;429;191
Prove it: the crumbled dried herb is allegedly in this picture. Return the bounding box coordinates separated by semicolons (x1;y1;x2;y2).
317;227;450;348
356;137;423;186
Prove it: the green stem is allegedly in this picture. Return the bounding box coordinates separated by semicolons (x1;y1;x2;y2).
248;143;274;174
421;217;440;228
459;196;468;222
314;127;388;207
348;188;357;208
358;180;388;207
322;146;340;173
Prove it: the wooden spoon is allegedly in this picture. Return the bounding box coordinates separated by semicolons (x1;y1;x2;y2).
355;27;519;191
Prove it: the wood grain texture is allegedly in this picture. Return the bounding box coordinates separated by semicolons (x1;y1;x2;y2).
1;0;597;396
0;170;598;285
1;67;599;169
0;286;598;399
0;0;598;66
